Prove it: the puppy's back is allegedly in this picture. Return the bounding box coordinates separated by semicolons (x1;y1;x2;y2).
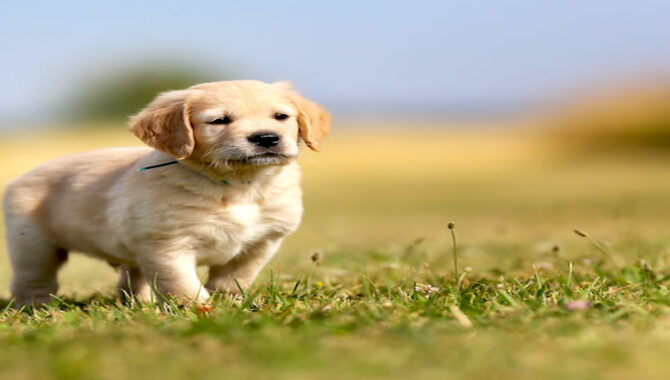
3;147;150;248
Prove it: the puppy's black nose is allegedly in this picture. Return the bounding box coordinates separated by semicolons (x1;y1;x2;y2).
248;132;280;148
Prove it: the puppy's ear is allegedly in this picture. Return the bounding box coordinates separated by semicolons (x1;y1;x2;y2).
129;90;195;159
288;90;331;151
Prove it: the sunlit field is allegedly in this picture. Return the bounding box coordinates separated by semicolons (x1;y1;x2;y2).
1;122;670;379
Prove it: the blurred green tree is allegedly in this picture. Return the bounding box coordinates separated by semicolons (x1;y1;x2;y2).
69;62;229;123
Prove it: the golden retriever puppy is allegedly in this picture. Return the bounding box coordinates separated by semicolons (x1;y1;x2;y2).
2;80;330;306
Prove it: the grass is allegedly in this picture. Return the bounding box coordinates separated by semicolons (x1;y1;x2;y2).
1;125;670;379
1;259;668;380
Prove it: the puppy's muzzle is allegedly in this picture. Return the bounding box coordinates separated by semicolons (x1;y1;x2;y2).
248;132;280;148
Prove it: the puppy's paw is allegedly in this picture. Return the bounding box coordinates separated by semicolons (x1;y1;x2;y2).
205;278;248;296
13;294;55;309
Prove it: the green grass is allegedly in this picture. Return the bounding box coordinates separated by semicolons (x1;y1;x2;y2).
1;255;669;380
1;127;670;379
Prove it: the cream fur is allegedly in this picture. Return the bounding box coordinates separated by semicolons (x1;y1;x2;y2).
2;80;330;305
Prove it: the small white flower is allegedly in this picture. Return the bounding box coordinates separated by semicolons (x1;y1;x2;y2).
414;283;440;295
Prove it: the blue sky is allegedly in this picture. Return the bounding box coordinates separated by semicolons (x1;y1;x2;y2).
1;1;669;125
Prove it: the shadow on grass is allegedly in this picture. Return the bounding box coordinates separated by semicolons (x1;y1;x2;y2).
0;293;121;313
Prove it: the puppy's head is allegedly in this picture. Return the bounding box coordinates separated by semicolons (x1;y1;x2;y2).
129;80;330;167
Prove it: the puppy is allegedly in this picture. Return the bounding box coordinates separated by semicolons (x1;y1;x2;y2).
2;80;330;305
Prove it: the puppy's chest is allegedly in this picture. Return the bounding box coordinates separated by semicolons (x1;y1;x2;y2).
191;198;300;265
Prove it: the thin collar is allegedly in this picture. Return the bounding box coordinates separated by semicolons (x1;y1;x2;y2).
137;160;179;171
137;160;252;186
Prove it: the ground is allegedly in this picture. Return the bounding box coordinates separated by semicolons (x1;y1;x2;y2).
0;124;669;379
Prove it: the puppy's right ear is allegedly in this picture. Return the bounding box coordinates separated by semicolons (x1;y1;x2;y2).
129;90;195;159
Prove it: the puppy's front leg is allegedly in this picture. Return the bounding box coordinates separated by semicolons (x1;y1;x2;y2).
206;239;282;295
138;253;209;303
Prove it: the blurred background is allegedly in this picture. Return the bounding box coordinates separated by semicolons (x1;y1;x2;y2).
1;1;670;295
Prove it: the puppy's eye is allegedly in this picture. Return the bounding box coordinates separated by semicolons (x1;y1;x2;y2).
209;116;232;125
274;113;289;121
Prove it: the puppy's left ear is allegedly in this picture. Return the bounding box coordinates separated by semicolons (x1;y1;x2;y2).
284;87;331;151
128;89;195;159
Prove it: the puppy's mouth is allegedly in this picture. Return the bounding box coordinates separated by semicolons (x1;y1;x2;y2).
227;152;292;166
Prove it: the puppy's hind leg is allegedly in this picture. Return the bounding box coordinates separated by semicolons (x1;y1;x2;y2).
5;217;68;307
117;266;152;303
